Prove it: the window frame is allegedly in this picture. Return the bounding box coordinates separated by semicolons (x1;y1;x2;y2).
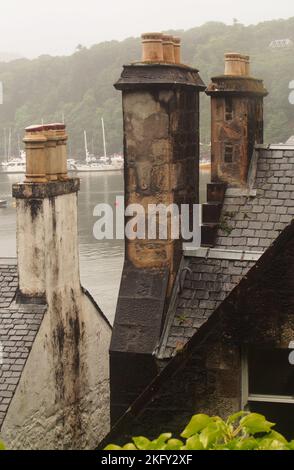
225;98;234;121
224;144;234;163
241;349;294;411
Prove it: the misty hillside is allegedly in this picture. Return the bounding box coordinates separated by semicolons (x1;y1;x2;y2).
0;18;294;158
0;52;22;63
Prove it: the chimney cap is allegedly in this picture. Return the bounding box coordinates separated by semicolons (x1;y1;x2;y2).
43;123;66;131
173;36;181;45
225;52;243;58
141;32;163;40
25;123;66;133
25;124;44;133
162;34;174;43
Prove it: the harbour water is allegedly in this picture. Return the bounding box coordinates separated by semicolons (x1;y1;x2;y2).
0;170;210;324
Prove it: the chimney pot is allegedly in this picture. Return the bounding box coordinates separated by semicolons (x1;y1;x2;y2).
224;52;247;76
243;54;250;75
173;36;181;64
141;32;163;63
23;125;47;183
43;124;60;182
51;123;68;181
162;34;175;63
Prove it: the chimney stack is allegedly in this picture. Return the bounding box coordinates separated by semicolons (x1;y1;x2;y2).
9;124;112;449
206;53;268;187
110;33;205;422
14;123;79;300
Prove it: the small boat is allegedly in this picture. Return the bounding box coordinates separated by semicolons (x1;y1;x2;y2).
73;123;124;173
1;159;26;174
1;149;26;174
72;159;123;173
0;200;7;208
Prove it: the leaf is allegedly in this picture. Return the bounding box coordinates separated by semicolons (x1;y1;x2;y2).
287;440;294;450
104;444;123;450
184;435;205;450
123;443;137;450
181;414;211;438
165;439;184;450
148;433;172;450
235;438;259;450
227;411;249;425
240;413;275;435
257;437;287;450
132;436;151;450
199;422;224;449
267;430;288;445
0;441;5;451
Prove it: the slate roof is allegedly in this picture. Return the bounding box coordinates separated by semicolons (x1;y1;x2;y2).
0;259;46;428
158;145;294;359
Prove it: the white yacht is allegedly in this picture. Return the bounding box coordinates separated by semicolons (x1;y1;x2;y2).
1;151;26;174
72;122;124;173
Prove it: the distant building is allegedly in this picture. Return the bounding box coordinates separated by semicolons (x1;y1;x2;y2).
269;39;293;49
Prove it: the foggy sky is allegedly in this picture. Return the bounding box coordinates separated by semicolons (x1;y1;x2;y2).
0;0;293;58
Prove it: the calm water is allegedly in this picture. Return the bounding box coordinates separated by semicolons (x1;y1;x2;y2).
0;170;210;324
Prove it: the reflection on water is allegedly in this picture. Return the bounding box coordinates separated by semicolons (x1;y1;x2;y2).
0;170;210;323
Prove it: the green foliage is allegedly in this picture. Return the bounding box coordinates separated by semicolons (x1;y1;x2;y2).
105;412;294;450
0;440;5;450
0;18;294;158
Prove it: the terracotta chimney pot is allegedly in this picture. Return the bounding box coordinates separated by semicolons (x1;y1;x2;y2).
224;53;246;76
141;32;163;62
52;123;68;180
243;54;250;76
23;125;47;183
173;36;181;64
43;124;59;181
162;34;175;63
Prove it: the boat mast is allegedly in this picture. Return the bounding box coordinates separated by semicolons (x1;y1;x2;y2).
17;133;21;157
101;117;107;161
8;128;11;161
84;130;90;163
3;128;7;162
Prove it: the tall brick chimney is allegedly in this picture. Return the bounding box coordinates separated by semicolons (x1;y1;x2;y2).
206;53;268;187
110;33;205;423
